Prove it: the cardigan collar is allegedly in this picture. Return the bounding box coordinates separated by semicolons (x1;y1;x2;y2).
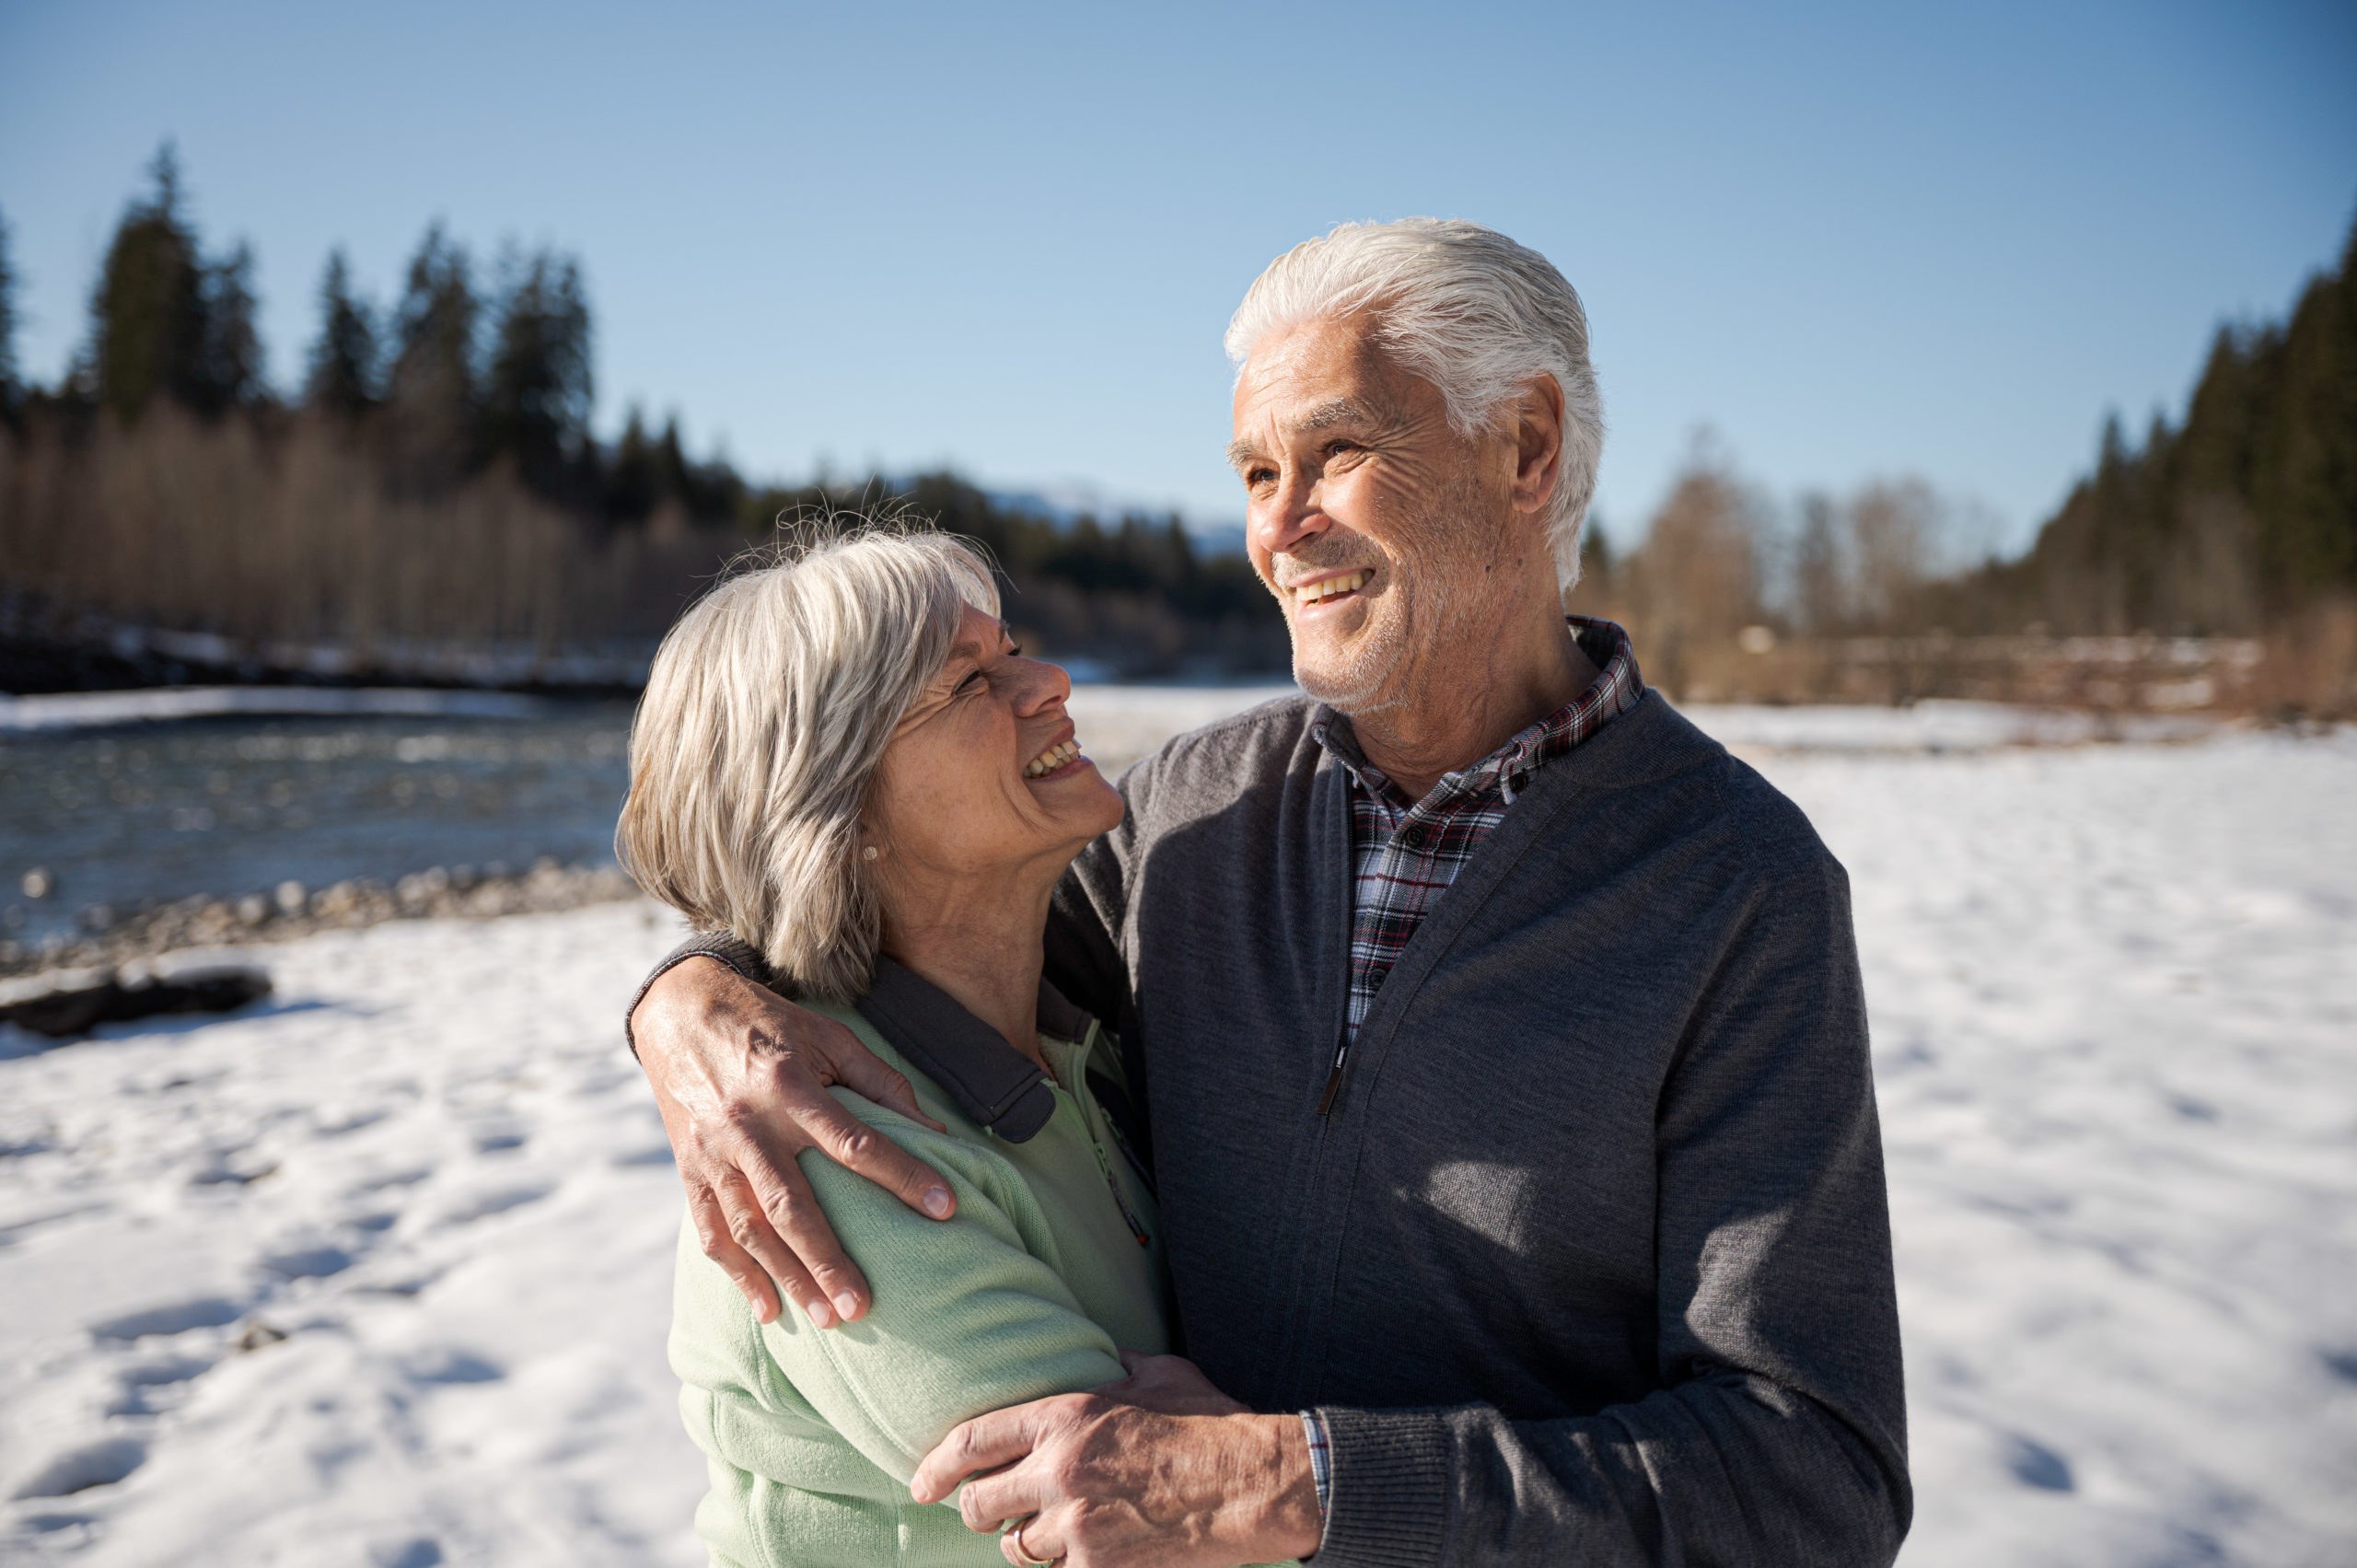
853;956;1086;1144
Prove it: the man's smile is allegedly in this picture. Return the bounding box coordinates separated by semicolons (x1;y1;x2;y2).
1285;567;1376;614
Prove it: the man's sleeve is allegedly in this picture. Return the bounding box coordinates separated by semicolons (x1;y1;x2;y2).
1311;852;1910;1567
621;929;775;1058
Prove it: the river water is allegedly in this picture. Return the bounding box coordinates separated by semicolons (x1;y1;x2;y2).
0;683;1296;948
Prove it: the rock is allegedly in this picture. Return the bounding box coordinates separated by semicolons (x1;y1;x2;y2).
0;960;272;1040
273;880;307;917
235;1318;288;1353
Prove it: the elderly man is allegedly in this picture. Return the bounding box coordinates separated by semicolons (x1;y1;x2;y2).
628;218;1908;1565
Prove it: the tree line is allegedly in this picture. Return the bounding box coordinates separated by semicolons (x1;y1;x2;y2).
0;147;1282;687
1945;216;2357;638
1573;211;2355;712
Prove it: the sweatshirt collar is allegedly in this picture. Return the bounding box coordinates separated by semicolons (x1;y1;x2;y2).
853;956;1086;1144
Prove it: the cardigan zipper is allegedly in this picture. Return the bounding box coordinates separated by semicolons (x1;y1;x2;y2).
1316;1027;1351;1115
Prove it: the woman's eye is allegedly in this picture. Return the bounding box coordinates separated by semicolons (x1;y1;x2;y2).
1007;644;1023;658
957;670;983;693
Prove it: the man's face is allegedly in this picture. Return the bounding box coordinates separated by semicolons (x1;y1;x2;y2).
1228;314;1506;714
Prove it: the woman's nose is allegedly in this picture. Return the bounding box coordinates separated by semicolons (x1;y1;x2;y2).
1010;655;1072;713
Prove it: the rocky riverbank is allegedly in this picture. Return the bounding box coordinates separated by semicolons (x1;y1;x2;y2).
0;859;640;980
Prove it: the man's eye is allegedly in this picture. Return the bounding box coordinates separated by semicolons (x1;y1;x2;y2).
1246;467;1275;487
1007;644;1023;657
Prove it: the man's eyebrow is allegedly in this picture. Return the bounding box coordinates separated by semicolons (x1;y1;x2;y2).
1228;398;1387;470
1299;398;1376;433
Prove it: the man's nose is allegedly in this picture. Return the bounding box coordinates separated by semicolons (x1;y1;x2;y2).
1252;466;1330;561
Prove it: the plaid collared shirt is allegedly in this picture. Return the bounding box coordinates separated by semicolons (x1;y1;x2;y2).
1296;617;1641;1533
1312;617;1644;1048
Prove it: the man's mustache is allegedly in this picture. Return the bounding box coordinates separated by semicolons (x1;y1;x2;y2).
1269;546;1382;590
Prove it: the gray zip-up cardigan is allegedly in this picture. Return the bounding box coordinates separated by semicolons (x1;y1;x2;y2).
650;689;1909;1566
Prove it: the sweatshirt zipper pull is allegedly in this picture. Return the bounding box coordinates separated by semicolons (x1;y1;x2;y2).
1316;1034;1351;1116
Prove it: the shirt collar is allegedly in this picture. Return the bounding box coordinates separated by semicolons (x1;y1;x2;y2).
853;956;1088;1143
1309;617;1643;807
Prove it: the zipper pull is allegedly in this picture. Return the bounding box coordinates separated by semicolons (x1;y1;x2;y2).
1316;1035;1351;1116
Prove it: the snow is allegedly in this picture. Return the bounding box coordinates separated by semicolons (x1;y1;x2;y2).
4;710;2353;1566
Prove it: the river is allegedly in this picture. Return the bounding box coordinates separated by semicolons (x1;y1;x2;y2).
0;683;1298;948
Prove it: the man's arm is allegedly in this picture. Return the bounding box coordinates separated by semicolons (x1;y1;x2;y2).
625;748;1145;1336
911;1378;1322;1568
705;1098;1140;1481
917;848;1909;1567
630;939;958;1329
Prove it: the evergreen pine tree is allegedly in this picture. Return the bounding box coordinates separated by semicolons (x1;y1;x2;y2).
305;249;380;416
385;223;481;486
0;203;20;415
482;247;593;489
2248;213;2357;603
606;405;658;523
199;239;267;411
87;142;211;423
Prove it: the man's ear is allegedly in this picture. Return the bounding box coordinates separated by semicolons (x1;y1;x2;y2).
1509;374;1566;518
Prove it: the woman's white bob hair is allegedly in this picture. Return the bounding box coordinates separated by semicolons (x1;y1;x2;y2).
1224;217;1606;593
615;521;1000;1003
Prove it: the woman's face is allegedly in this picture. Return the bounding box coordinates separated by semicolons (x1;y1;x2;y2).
865;603;1122;894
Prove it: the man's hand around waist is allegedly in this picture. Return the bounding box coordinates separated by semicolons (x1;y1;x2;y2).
633;955;958;1327
911;1354;1323;1567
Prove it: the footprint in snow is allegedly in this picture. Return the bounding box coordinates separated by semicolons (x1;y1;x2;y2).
11;1436;145;1499
435;1184;552;1225
105;1353;217;1416
400;1347;504;1385
261;1245;354;1280
88;1297;246;1342
2002;1432;2075;1493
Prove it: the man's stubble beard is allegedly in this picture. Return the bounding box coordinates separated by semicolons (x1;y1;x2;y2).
1286;480;1495;718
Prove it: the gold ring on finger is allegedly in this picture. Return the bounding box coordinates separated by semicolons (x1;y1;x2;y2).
1003;1516;1058;1568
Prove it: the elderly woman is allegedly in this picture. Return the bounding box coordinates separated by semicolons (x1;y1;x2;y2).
616;528;1178;1568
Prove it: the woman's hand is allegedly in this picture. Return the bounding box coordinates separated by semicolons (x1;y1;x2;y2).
633;957;958;1326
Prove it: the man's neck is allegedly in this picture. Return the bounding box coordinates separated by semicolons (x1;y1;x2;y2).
880;876;1056;1069
1347;612;1599;801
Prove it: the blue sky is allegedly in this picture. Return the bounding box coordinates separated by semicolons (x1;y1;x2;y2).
2;0;2352;552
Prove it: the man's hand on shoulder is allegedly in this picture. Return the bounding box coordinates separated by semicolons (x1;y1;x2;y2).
633;956;957;1327
911;1356;1322;1567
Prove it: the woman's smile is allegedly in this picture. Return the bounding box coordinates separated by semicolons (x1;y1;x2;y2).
1022;732;1089;780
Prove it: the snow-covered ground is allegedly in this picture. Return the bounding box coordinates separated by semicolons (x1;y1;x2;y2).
3;709;2352;1566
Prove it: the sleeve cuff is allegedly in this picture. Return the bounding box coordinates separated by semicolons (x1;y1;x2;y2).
622;930;774;1059
1299;1410;1332;1528
1306;1405;1451;1568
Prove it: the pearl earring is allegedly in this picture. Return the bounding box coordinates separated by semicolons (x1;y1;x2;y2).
862;845;879;862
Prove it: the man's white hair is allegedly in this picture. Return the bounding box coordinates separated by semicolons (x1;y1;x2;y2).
615;523;999;1003
1224;217;1604;592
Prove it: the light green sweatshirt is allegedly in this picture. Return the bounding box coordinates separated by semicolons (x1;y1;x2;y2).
668;991;1168;1568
